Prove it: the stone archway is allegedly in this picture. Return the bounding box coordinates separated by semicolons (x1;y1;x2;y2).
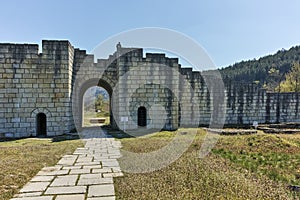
77;78;114;129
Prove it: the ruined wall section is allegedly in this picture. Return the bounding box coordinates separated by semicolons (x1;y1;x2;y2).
179;68;202;127
180;69;300;127
224;83;266;125
223;83;300;125
183;70;227;127
266;92;300;123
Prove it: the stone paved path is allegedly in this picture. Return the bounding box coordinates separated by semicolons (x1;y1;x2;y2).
11;128;123;200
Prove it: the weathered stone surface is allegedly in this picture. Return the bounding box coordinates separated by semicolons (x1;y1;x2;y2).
41;166;62;171
83;165;102;170
76;156;93;163
88;184;115;197
14;192;43;197
101;161;119;167
57;155;78;166
74;162;101;166
37;169;69;176
20;182;50;193
50;175;78;186
30;176;55;182
87;197;115;200
11;196;53;200
78;174;113;185
62;166;82;170
69;168;91;174
92;168;112;174
102;172;124;178
55;194;85;200
45;186;86;195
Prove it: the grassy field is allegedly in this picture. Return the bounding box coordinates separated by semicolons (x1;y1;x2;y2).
0;138;83;200
1;129;299;199
213;132;300;186
114;129;300;199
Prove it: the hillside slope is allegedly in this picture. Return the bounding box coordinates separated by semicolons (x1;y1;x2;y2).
219;45;300;90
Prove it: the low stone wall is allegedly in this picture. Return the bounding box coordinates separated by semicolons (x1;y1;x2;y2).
206;128;257;135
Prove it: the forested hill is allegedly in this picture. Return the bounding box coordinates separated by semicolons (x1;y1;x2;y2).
219;45;300;90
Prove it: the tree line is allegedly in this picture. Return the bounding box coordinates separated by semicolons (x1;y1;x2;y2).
219;45;300;92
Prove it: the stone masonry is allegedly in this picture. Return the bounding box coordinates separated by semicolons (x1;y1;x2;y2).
11;128;123;200
0;40;299;137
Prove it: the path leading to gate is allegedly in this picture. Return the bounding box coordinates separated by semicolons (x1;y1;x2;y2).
11;128;123;200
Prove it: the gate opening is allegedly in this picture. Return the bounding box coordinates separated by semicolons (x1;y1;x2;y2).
83;86;110;127
138;106;147;127
36;113;47;137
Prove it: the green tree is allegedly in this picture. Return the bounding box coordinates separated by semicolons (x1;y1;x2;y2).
220;45;300;89
84;96;94;112
278;62;300;92
95;94;104;111
265;67;282;92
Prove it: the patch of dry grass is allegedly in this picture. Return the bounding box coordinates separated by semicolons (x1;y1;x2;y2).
213;132;300;187
0;138;83;200
114;129;297;199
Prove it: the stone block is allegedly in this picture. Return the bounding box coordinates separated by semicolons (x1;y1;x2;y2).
56;194;85;200
14;192;43;197
37;169;69;176
20;181;50;193
57;155;78;165
45;186;86;195
88;184;115;197
78;174;113;186
69;168;91;175
11;197;54;200
31;176;55;182
50;175;78;187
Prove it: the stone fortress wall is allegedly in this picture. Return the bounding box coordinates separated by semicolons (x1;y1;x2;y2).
0;41;74;137
0;40;299;137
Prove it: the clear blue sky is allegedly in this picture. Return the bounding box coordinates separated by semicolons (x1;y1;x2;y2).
1;0;300;68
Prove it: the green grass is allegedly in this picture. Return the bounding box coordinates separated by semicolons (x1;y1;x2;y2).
212;132;300;186
114;129;299;199
212;132;300;199
0;138;83;200
3;129;298;199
